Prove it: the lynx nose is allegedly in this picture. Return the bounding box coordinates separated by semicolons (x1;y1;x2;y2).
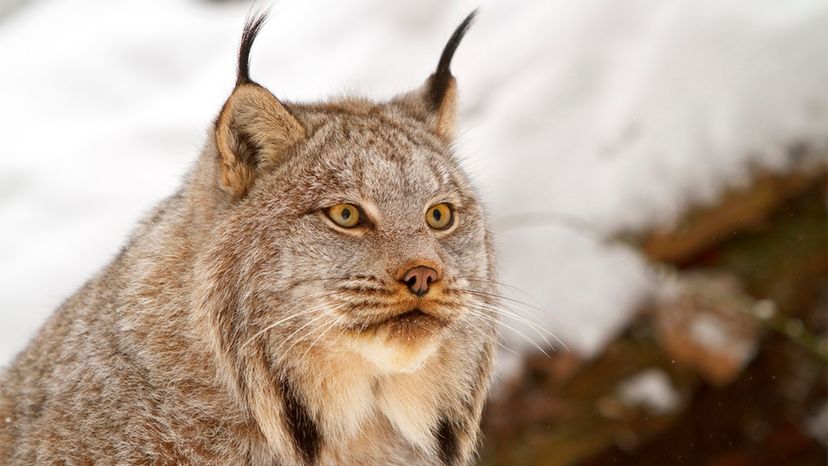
401;266;439;297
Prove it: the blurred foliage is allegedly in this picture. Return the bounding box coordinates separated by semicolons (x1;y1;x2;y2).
479;172;827;465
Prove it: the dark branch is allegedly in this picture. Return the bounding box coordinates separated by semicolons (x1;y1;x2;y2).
427;10;478;108
237;10;270;86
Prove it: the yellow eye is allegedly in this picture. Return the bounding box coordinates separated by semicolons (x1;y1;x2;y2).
426;203;453;230
327;203;361;228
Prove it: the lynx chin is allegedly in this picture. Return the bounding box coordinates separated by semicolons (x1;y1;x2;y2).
0;10;498;465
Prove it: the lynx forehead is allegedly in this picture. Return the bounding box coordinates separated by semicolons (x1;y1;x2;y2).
1;10;497;465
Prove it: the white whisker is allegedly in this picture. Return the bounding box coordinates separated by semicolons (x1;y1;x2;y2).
300;315;345;360
241;301;331;350
465;302;569;351
463;315;519;357
463;288;551;324
465;303;554;348
465;308;551;357
271;302;348;363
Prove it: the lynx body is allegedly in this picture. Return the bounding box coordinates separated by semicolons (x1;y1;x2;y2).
0;12;497;465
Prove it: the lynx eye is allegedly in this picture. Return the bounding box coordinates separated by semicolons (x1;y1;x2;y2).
426;203;453;230
326;203;361;228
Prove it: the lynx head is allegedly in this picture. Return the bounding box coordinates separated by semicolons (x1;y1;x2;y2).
197;11;495;392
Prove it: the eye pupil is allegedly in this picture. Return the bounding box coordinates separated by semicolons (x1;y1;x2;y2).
426;203;453;230
326;203;360;228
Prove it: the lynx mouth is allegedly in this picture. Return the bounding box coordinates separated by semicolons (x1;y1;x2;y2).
344;307;449;373
393;308;431;323
360;308;447;333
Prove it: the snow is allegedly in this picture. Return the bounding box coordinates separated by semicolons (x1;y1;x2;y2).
806;401;828;443
690;315;750;355
1;0;827;367
617;369;682;415
686;313;758;381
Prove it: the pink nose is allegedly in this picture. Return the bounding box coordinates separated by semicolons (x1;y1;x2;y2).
401;266;439;297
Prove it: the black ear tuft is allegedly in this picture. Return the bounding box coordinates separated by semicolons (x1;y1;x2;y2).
428;10;478;109
237;10;270;86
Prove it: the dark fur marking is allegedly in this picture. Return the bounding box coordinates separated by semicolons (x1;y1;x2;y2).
278;377;322;464
237;10;269;86
435;416;460;466
427;10;477;109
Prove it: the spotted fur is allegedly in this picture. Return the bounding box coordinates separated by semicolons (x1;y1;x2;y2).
0;11;495;465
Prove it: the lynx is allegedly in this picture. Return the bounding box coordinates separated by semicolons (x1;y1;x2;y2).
0;11;497;465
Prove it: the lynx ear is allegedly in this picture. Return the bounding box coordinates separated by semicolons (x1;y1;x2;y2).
215;12;306;198
394;11;476;140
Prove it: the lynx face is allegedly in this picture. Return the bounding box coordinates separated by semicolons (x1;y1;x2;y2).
197;12;496;391
219;107;493;373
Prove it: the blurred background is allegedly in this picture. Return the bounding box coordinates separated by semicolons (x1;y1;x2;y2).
0;0;826;464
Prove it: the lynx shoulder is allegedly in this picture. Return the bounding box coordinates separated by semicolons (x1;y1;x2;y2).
0;11;497;465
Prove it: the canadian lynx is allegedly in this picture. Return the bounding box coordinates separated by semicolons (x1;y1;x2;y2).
0;11;497;465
